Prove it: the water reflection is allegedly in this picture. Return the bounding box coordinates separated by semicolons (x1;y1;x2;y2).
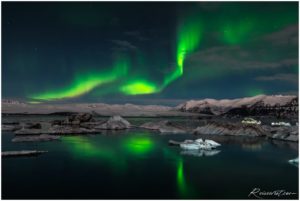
63;133;156;154
62;133;197;198
241;143;263;151
62;136;128;171
177;159;188;197
123;135;155;155
163;147;191;198
181;149;221;157
61;133;157;172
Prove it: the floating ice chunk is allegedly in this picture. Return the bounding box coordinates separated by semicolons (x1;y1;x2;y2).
180;139;221;150
288;157;299;165
195;138;203;143
180;143;201;150
204;139;221;147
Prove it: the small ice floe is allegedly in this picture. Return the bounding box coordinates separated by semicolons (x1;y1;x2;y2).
204;139;221;147
271;122;291;127
181;149;221;157
180;142;202;150
241;117;261;125
179;138;221;150
288;157;298;167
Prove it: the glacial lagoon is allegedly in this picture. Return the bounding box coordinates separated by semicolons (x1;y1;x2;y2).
2;118;298;199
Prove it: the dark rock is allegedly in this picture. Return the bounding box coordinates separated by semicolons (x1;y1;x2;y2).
193;121;268;137
51;120;63;126
12;134;60;142
140;120;186;134
80;121;105;129
49;125;101;134
95;116;131;130
2;121;19;125
64;113;94;125
14;123;101;135
193;121;298;142
2;124;22;131
2;150;48;157
24;123;41;129
15;128;46;135
266;125;298;142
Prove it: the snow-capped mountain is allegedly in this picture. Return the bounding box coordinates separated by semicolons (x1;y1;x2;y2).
177;95;298;117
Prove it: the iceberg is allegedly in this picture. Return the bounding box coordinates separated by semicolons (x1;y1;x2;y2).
179;138;221;150
204;139;221;147
288;157;298;167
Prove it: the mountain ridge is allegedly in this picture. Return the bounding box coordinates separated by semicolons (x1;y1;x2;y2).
176;94;298;117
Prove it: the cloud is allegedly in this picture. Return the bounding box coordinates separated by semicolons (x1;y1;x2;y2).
188;46;297;70
264;24;298;46
110;39;137;51
124;30;149;41
255;73;298;84
187;23;298;73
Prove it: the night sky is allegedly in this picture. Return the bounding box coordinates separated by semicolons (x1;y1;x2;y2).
2;2;299;104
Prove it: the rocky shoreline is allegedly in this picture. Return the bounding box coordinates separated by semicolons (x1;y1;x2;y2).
193;121;298;142
2;112;298;157
2;113;298;142
2;150;48;157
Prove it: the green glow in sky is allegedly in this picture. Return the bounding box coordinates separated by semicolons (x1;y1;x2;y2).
164;15;202;86
221;19;254;44
29;14;203;100
5;3;298;101
246;88;265;97
31;56;129;100
120;15;202;95
120;80;160;95
27;101;42;104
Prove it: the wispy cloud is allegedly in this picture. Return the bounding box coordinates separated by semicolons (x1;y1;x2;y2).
188;46;297;70
124;30;149;41
255;73;298;84
264;24;298;46
110;39;137;51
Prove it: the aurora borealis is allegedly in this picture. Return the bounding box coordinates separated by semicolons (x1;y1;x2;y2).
2;2;298;103
31;55;129;100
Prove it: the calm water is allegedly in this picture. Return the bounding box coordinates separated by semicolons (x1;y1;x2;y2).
2;117;299;199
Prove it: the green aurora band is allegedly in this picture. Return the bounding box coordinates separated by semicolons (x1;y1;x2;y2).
120;80;161;95
29;13;202;101
31;56;129;100
121;15;202;95
164;16;202;86
221;19;255;44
